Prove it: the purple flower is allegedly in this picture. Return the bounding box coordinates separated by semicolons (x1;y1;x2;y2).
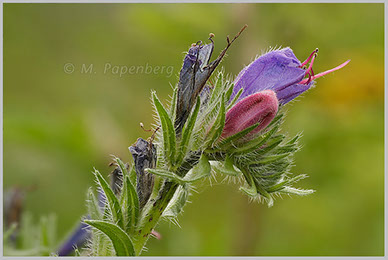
221;90;279;140
56;191;105;256
57;221;90;256
231;47;350;104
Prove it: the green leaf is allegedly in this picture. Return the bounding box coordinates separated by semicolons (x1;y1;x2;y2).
240;169;274;207
123;175;139;233
183;153;211;182
248;153;290;166
272;134;301;154
115;158;139;232
257;170;286;179
277;186;315;196
224;157;241;175
266;113;284;130
253;135;285;157
84;220;135;256
273;144;299;154
94;169;124;229
226;87;243;110
239;173;257;197
147;155;211;184
212;158;241;176
169;86;178;118
119;172;127;205
176;97;201;165
254;181;274;207
286;133;302;145
209;72;224;105
145;168;183;183
204;94;226;148
163;184;189;218
128;164;137;187
216;122;260;149
240;185;257;197
115;157;129;176
225;83;235;103
267;174;308;192
231;124;280;155
152;92;176;166
87;188;103;220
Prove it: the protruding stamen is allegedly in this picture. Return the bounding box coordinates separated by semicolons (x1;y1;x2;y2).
304;52;317;76
148;125;161;147
305;72;312;84
300;48;319;67
298;59;350;85
140;122;152;132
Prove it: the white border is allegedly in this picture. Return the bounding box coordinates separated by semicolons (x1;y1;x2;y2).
0;1;386;259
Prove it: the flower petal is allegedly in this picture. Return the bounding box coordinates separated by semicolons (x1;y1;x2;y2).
276;81;315;104
231;48;305;101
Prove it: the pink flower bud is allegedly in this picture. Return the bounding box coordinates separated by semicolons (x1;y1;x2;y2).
221;90;279;140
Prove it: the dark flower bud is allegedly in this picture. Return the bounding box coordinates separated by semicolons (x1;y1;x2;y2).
129;138;157;209
175;26;247;134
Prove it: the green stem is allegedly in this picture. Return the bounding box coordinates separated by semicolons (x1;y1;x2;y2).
132;181;178;255
131;151;202;255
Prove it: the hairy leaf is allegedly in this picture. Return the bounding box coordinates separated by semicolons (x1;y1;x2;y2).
209;72;224;105
231;124;280;155
123;175;139;233
163;184;189;218
94;170;124;229
216;122;260;149
204;95;226;148
224;83;235;103
267;174;308;192
152;92;176;165
169;86;178;118
177;96;201;165
211;157;241;176
277;186;315;196
87;188;103;220
226;87;243;110
147;155;210;184
84;220;135;256
183;153;211;182
248;153;290;166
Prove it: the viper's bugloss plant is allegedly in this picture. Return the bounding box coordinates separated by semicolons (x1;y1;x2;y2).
221;90;279;140
56;26;349;256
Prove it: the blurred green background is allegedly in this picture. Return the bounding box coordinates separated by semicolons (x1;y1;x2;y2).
3;3;384;256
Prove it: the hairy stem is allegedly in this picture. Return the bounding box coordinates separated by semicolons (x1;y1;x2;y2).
133;181;178;255
132;151;202;255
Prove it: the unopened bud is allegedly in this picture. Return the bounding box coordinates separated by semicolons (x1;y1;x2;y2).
221;90;279;140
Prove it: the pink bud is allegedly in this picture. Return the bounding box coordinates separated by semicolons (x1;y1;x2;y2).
221;90;279;140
